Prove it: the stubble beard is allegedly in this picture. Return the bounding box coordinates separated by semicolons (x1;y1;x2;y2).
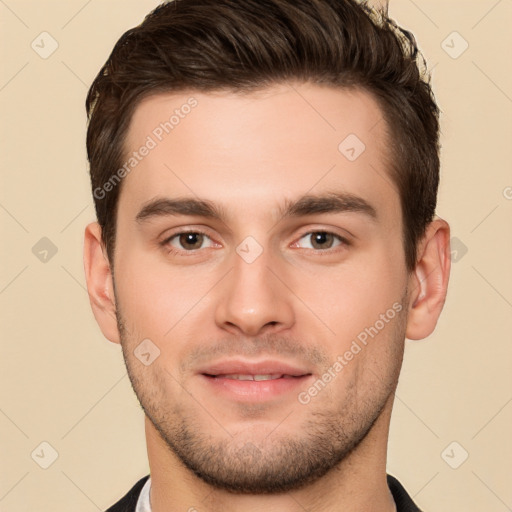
115;294;407;494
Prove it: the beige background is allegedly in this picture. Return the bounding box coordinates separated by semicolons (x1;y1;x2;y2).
0;0;511;510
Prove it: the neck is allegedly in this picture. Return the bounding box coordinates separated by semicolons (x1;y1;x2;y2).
145;395;397;512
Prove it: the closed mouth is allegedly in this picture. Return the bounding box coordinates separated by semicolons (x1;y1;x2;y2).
203;373;310;381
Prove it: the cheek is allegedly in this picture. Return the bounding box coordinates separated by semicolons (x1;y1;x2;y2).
294;257;405;343
114;251;215;341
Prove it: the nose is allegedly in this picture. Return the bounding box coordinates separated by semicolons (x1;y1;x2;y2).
214;246;295;337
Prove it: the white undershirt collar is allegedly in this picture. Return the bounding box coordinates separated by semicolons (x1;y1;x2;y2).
135;476;152;512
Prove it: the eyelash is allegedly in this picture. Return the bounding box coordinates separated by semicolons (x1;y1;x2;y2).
160;229;350;256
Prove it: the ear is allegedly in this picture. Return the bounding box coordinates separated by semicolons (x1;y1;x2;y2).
406;217;451;340
83;222;120;344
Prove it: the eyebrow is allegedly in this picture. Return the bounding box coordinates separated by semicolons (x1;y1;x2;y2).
135;191;378;224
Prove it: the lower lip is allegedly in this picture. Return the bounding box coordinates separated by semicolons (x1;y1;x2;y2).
199;374;313;401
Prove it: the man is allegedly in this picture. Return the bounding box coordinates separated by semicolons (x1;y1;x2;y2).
83;0;450;510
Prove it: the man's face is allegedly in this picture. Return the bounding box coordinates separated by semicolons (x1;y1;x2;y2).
112;83;411;493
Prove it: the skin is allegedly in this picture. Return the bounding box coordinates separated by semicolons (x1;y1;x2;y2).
84;82;451;512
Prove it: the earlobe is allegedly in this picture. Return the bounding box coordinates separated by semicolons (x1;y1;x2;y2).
406;217;451;340
83;222;121;344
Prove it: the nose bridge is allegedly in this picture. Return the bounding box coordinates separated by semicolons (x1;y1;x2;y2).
214;239;295;336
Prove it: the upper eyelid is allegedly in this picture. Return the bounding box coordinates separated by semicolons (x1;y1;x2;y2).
161;228;214;247
162;227;211;238
297;230;349;241
294;231;350;249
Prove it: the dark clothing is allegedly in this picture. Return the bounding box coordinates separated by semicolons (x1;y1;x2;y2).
105;473;421;511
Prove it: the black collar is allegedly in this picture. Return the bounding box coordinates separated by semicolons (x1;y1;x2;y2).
105;474;421;511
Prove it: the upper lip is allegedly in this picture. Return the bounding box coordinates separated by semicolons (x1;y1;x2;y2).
198;359;312;377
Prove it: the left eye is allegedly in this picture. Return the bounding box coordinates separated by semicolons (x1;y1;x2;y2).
166;232;214;251
296;231;346;250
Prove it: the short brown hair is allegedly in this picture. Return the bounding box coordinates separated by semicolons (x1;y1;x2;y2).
86;0;440;271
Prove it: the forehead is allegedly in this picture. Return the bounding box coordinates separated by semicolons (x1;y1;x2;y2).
120;83;398;227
